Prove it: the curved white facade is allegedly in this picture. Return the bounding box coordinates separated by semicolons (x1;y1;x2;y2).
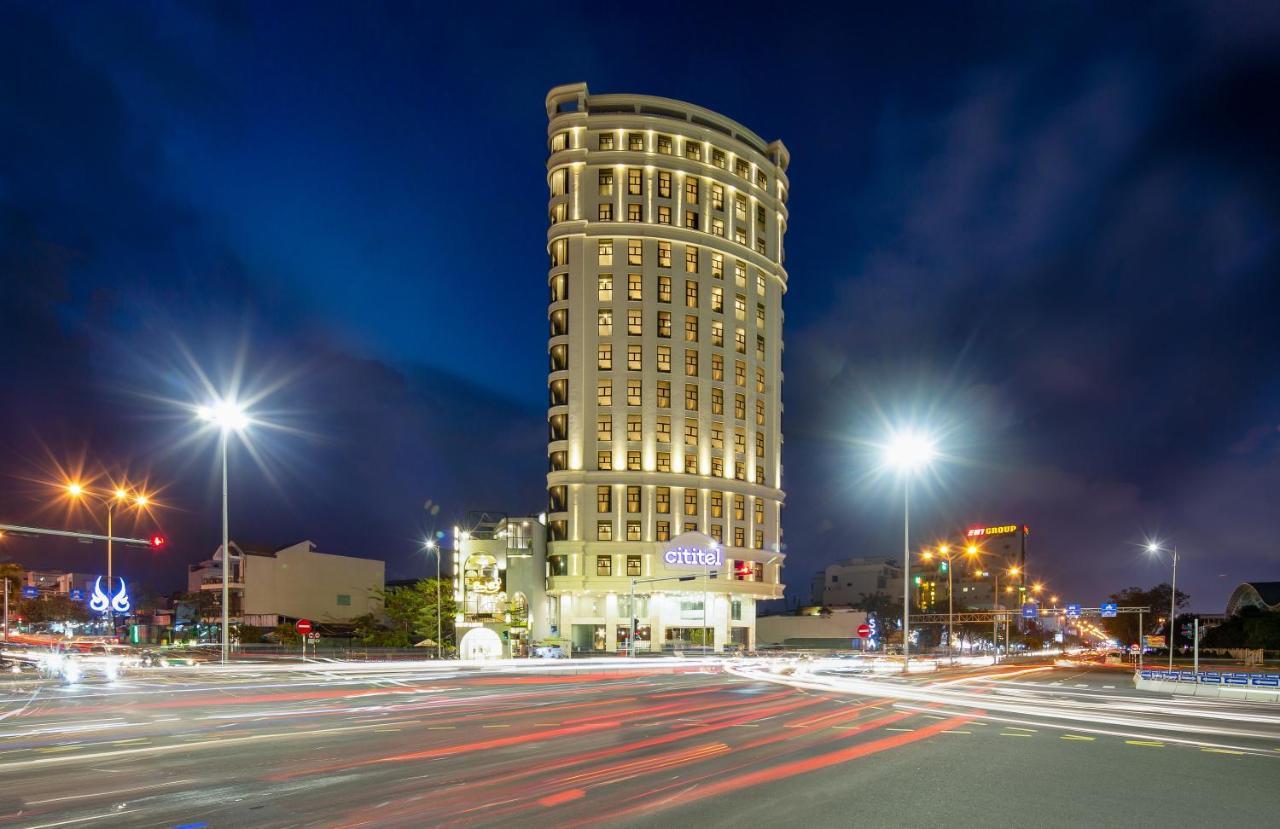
543;83;788;652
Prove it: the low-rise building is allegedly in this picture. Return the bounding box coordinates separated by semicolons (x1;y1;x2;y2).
756;607;871;650
23;570;96;597
187;540;384;628
811;557;902;607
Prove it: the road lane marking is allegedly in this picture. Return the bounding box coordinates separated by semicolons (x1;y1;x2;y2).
24;810;142;828
427;726;456;730
28;779;197;805
941;730;971;735
1201;748;1244;755
1125;740;1164;747
884;727;914;732
482;725;511;729
1006;727;1037;732
1000;733;1032;737
1061;735;1095;741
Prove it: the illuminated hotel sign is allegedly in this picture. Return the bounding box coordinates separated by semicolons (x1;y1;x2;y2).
965;524;1024;538
662;532;723;568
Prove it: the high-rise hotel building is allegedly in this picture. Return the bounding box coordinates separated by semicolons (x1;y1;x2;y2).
543;83;788;652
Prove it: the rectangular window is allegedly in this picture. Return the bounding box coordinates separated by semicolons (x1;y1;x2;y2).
685;245;699;273
735;329;747;354
597;309;613;337
627;450;641;470
685;176;699;203
711;287;724;313
598;203;613;221
735;393;746;420
658;241;672;268
735;228;747;245
684;419;698;446
627;344;642;371
732;598;742;620
628;273;643;300
684;209;699;230
657;205;671;225
598;451;612;470
735;158;750;178
599;170;614;196
684;490;698;515
337;594;351;606
735;294;747;320
756;203;767;226
657;310;672;338
711;183;724;210
684;348;698;376
627;414;642;441
658;276;672;303
597;553;613;573
685;314;698;342
754;497;764;524
658;171;672;197
756;367;766;393
657;520;671;542
734;428;746;454
734;526;745;547
711;217;724;237
712;354;724;381
598;274;613;302
597;486;612;513
685;280;698;308
757;272;767;296
756;399;766;425
735;195;748;222
657;134;672;154
597;344;611;370
627;554;642;576
711;387;724;415
734;494;746;520
710;523;723;543
657;345;671;373
598;239;613;265
754;529;765;550
756;335;765;360
756;170;768;189
711;252;723;279
628;168;642;195
627;521;641;542
627;379;642;406
656;487;671;513
757;303;766;328
712;148;726;168
597;415;612;441
735;360;746;387
627;202;643;222
627;485;641;513
628;239;643;266
685;384;698;411
657;381;671;409
756;238;766;256
597;379;612;406
710;491;724;518
627;309;642;336
656;416;671;442
657;451;671;472
712;322;725;349
711;457;723;477
711;424;724;449
756;465;765;485
755;431;765;456
684;141;702;161
684;521;698;533
599;133;615;150
735;261;747;286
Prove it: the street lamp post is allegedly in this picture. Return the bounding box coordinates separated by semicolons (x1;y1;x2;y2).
883;431;936;673
198;399;250;664
1147;541;1179;672
425;540;442;659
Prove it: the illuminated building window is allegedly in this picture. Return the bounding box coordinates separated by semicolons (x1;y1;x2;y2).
735;158;749;178
627;521;641;542
628;345;642;371
712;321;724;347
735;329;746;354
597;415;611;441
734;526;745;547
753;561;764;579
685;176;699;203
711;217;724;237
734;495;746;520
735;461;745;481
684;349;698;376
734;294;747;320
598;239;613;265
628;203;643;222
597;379;611;406
657;134;672;154
686;280;699;308
596;553;612;573
598;451;612;471
656;416;671;442
684;490;698;515
711;184;724;210
627;485;641;513
657;205;671;225
756;367;765;393
656;487;671;514
711;424;724;449
599;169;614;196
757;303;765;327
628;309;642;335
657;380;671;408
627;379;641;406
658;171;672;197
685;315;698;342
684;521;697;533
755;465;765;485
628;132;644;151
711;387;723;415
712;148;726;168
756;399;765;425
686;210;700;234
628;273;642;300
597;344;611;370
756;238;766;256
628;239;643;266
550;168;568;196
756;204;766;227
711;523;723;543
711;457;723;477
684;453;697;475
710;491;724;518
711;354;724;381
684;419;698;446
551;132;568;152
627;554;642;576
757;273;766;296
598;274;613;302
657;520;670;542
599;133;614;151
598;309;613;337
626;414;641;441
658;276;672;303
598;203;613;221
754;530;764;550
711;252;723;279
597;486;612;513
756;170;768;189
735;393;746;420
756;335;765;360
658;241;672;268
627;450;641;470
734;428;746;454
734;261;747;286
754;498;764;524
684;141;702;162
628;168;642;195
685;384;698;411
735;228;747;246
656;451;671;472
734;195;748;222
657;345;671;373
735;360;746;387
685;245;699;273
755;431;765;456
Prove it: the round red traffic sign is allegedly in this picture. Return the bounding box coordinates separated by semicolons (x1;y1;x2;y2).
296;619;313;635
1128;643;1140;653
857;623;872;639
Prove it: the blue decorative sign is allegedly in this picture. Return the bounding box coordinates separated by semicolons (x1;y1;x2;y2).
1022;602;1038;619
69;588;85;602
21;586;39;599
1066;603;1081;618
89;576;131;614
1100;601;1118;618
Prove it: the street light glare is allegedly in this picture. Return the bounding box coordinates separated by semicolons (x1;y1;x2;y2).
66;482;83;497
882;429;936;472
198;399;251;431
134;494;149;507
114;488;128;500
1146;541;1163;554
966;544;978;555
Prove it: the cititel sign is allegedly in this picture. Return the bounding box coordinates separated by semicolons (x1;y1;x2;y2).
662;531;723;568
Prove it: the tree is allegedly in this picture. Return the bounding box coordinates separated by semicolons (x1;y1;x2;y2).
273;623;301;646
853;591;901;621
378;579;456;648
1101;584;1190;646
1201;608;1280;650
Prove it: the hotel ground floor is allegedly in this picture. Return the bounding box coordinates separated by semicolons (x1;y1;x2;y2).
550;586;759;653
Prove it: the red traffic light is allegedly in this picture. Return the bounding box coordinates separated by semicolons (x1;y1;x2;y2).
149;534;167;548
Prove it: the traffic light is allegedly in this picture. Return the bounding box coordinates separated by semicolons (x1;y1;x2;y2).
149;534;166;548
913;575;922;585
939;561;948;572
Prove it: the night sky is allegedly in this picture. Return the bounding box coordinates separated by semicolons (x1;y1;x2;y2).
2;2;1278;611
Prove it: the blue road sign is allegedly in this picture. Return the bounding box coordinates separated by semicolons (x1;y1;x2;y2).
1100;601;1118;618
20;586;39;599
69;588;85;602
1066;603;1081;618
1022;602;1038;619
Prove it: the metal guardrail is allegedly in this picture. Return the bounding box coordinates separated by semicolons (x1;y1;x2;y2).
1139;669;1280;688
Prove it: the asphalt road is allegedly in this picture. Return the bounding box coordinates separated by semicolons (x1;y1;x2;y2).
0;659;1276;828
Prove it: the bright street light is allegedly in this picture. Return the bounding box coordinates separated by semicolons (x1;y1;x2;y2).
63;481;153;639
881;428;938;673
198;396;253;664
423;539;443;660
1147;540;1180;672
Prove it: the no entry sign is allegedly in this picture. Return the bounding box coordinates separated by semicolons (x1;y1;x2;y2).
857;623;872;639
296;619;313;635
